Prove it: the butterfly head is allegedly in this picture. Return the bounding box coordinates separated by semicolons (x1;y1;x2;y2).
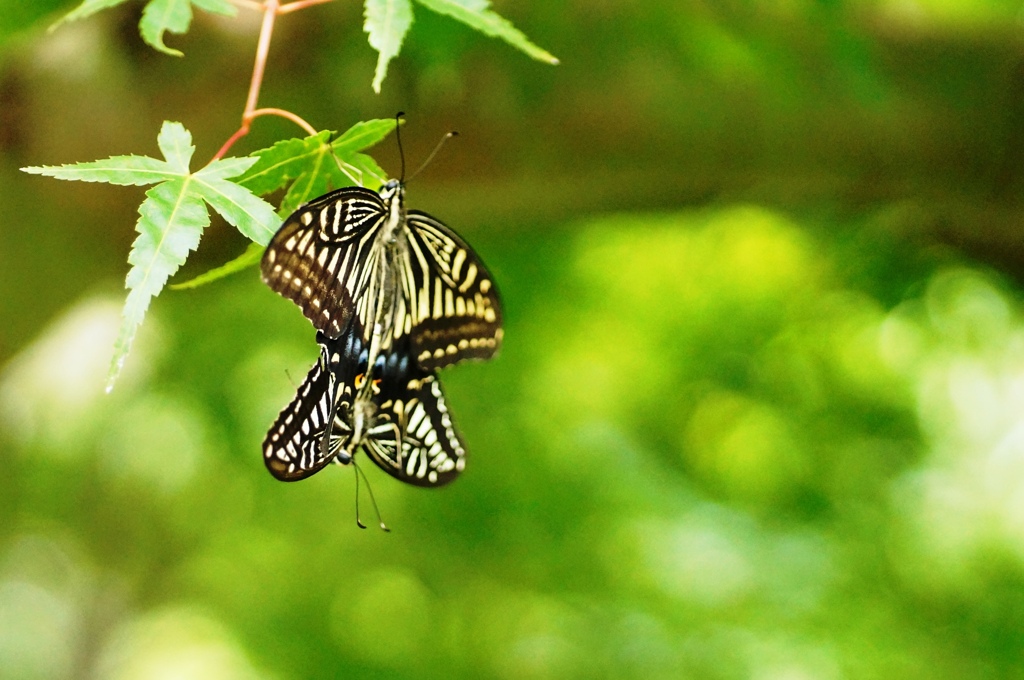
378;179;404;205
378;179;406;243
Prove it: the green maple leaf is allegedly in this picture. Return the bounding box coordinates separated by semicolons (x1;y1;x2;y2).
22;121;278;390
54;0;236;56
364;0;557;93
238;118;397;213
51;0;129;27
173;119;398;291
170;241;265;291
415;0;558;64
364;0;415;94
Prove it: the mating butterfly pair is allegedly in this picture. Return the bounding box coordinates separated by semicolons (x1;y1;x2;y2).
261;178;502;487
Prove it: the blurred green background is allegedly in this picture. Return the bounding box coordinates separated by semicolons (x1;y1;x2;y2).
4;1;1024;678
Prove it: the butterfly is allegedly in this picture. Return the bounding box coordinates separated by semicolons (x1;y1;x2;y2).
263;320;467;487
260;179;503;374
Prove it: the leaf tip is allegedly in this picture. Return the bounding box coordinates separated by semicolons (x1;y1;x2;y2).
371;56;389;93
143;31;184;57
105;354;126;393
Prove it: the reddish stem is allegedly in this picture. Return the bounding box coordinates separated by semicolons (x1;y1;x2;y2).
212;125;253;161
251;108;319;135
279;0;333;14
245;0;278;118
209;0;324;162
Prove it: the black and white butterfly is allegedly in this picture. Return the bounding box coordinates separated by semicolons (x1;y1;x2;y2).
263;321;467;487
260;179;503;373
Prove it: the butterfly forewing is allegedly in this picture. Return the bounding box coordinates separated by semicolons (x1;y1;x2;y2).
261;187;387;339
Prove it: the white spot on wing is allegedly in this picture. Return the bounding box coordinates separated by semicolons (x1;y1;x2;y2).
459;263;477;292
452;249;466;278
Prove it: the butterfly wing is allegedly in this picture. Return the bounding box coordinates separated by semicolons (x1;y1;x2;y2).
261;187;387;339
265;319;468;487
402;211;503;371
264;325;373;481
262;184;503;366
263;352;339;481
359;350;468;487
262;187;490;485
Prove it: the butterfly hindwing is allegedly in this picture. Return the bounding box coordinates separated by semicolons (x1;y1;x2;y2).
264;329;367;481
262;351;338;481
324;326;468;487
360;355;467;487
263;319;469;486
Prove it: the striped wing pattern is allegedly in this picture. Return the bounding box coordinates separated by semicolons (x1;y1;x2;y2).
260;181;503;371
263;322;467;486
358;372;467;487
263;347;352;481
261;187;387;339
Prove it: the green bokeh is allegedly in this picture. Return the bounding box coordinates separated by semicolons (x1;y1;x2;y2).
4;2;1024;679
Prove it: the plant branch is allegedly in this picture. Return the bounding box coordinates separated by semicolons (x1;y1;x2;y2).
212;125;254;161
210;0;325;162
251;108;319;135
245;0;279;117
279;0;334;14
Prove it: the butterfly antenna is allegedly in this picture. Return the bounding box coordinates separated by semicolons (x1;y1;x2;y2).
324;130;342;180
408;131;458;183
353;459;390;532
395;111;406;183
353;459;367;529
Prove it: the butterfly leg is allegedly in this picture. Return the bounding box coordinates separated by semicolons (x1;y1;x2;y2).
353;460;367;529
